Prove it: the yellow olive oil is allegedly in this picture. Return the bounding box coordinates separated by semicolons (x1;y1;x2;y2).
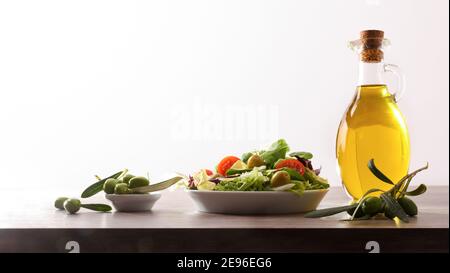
336;84;410;200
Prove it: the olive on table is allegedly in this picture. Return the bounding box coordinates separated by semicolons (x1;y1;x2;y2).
270;171;291;188
362;196;383;216
384;208;396;220
103;178;119;194
247;154;265;169
122;173;135;185
128;176;150;189
347;205;365;218
114;183;131;194
380;199;386;213
398;196;418;216
63;198;81;214
54;197;69;210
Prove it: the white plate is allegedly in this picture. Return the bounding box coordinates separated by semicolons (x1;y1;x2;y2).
187;189;329;215
105;193;161;212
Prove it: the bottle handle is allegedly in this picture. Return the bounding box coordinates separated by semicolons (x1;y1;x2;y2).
384;63;405;102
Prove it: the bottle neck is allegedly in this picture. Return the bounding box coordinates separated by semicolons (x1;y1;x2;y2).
357;61;386;86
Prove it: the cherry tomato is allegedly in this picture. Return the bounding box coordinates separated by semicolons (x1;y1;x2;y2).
216;156;240;176
275;159;305;175
204;169;213;176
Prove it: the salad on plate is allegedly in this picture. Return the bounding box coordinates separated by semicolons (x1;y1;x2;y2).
182;139;329;195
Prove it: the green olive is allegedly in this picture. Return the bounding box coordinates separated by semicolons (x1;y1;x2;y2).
398;196;418;216
103;178;119;194
347;205;365;218
128;176;150;189
63;198;81;214
247;154;265;169
114;183;131;194
384;208;396;220
362;196;383;216
379;199;386;213
122;173;135;185
270;171;291;188
54;197;69;210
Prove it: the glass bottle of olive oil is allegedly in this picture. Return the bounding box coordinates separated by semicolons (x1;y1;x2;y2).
336;30;410;200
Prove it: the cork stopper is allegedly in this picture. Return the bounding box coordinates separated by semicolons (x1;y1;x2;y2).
359;30;384;62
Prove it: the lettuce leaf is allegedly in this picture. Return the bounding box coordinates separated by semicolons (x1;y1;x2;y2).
261;139;290;167
215;168;269;191
288;180;306;195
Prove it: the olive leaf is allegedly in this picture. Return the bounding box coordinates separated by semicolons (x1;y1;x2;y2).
131;176;183;194
304;204;357;218
351;188;385;220
396;176;413;197
289;152;313;160
380;193;409;223
392;163;429;196
368;159;394;185
81;170;124;198
405;184;427;196
357;188;385;201
80;204;112;212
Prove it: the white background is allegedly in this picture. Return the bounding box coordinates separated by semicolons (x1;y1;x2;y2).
0;0;448;193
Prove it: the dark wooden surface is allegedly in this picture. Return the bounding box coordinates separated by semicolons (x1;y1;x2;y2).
0;186;448;252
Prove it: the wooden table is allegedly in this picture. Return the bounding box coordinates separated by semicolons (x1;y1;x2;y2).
0;186;448;253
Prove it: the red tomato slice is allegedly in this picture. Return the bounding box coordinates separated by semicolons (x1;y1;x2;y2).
275;159;305;175
216;156;240;176
204;169;213;176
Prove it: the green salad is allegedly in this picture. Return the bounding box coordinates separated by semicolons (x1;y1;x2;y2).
184;139;329;195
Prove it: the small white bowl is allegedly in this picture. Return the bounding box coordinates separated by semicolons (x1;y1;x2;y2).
105;193;161;212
